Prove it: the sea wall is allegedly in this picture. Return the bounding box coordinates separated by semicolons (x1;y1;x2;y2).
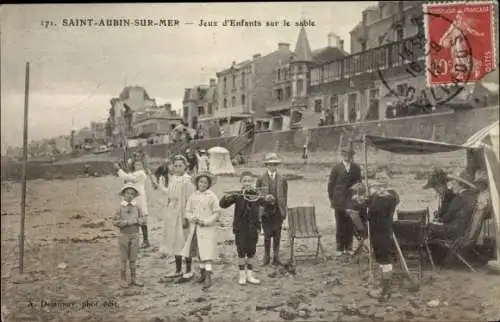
251;106;499;153
2;106;497;181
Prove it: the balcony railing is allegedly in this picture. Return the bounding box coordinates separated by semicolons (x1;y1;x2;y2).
313;35;426;85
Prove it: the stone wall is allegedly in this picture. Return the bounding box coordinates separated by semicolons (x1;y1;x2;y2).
251;106;499;154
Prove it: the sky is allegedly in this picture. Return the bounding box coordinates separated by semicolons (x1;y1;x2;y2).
1;2;376;152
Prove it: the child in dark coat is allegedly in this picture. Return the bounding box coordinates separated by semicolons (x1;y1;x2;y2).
350;182;400;301
220;171;275;285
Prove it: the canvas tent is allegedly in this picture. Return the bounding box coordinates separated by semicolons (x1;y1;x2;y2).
365;120;500;271
208;146;235;175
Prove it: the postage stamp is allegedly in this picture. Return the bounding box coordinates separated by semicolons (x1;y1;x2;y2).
423;1;497;87
377;10;473;110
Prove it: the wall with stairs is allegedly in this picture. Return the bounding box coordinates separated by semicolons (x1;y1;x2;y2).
111;106;498;160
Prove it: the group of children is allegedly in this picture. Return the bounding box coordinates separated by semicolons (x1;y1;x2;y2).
113;151;287;289
113;149;402;301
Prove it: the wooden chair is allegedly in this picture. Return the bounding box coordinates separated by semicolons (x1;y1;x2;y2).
429;200;486;272
393;208;435;281
287;206;326;264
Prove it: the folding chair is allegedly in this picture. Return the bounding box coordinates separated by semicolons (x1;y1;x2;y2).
429;200;486;272
287;206;327;264
393;208;435;281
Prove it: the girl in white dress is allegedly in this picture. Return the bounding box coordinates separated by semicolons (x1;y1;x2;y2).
180;172;221;289
158;155;195;279
114;160;152;248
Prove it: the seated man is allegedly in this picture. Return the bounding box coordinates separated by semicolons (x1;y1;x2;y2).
350;182;400;301
423;168;456;222
428;173;478;241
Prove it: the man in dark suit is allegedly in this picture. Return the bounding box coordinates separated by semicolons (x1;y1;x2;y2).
256;153;288;266
327;145;362;256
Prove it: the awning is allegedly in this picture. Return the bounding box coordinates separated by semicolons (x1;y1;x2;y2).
365;135;466;154
198;113;251;121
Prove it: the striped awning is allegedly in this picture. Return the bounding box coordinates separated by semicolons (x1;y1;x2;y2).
365;135;465;154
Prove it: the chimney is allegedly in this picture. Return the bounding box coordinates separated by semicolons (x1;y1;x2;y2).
278;42;290;50
328;32;340;48
209;78;216;87
253;53;261;60
339;39;344;51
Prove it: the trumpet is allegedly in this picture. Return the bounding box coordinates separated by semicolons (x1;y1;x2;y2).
223;188;269;202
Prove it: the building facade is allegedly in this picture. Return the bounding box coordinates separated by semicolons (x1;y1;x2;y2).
265;28;348;130
349;1;424;53
308;1;433;123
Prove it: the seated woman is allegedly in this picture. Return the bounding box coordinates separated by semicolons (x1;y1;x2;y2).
428;173;478;241
350;182;400;301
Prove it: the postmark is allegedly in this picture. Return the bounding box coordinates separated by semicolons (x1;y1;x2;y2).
376;2;496;110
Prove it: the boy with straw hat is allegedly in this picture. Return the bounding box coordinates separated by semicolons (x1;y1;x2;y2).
113;184;146;287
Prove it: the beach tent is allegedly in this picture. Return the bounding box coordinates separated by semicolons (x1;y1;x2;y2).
463;121;500;270
207;146;235;175
364;120;500;270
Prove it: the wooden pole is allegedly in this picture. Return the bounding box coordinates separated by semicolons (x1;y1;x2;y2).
363;135;374;283
19;62;30;273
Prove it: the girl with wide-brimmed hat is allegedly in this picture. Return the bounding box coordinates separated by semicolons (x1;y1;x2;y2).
157;154;195;280
178;171;221;290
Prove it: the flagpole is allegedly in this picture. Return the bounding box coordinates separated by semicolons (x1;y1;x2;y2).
19;62;30;273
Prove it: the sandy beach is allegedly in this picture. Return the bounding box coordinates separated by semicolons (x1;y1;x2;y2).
1;155;499;322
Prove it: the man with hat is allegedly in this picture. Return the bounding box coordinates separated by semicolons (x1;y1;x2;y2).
327;143;362;256
428;171;479;242
423;168;456;222
256;153;288;266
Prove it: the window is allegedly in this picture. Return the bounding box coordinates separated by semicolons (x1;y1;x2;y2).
277;69;281;81
232;75;236;89
223;98;227;109
207;103;213;115
360;40;367;52
330;95;339;110
314;99;323;113
197;106;205;115
311;68;322;86
231;96;236;107
378;35;385;46
241;94;246;106
344;57;352;78
223;77;227;90
297;79;304;96
396;83;408;97
285;87;291;99
353;55;361;74
241;72;245;88
276;89;283;101
369;88;380;100
396;27;404;42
